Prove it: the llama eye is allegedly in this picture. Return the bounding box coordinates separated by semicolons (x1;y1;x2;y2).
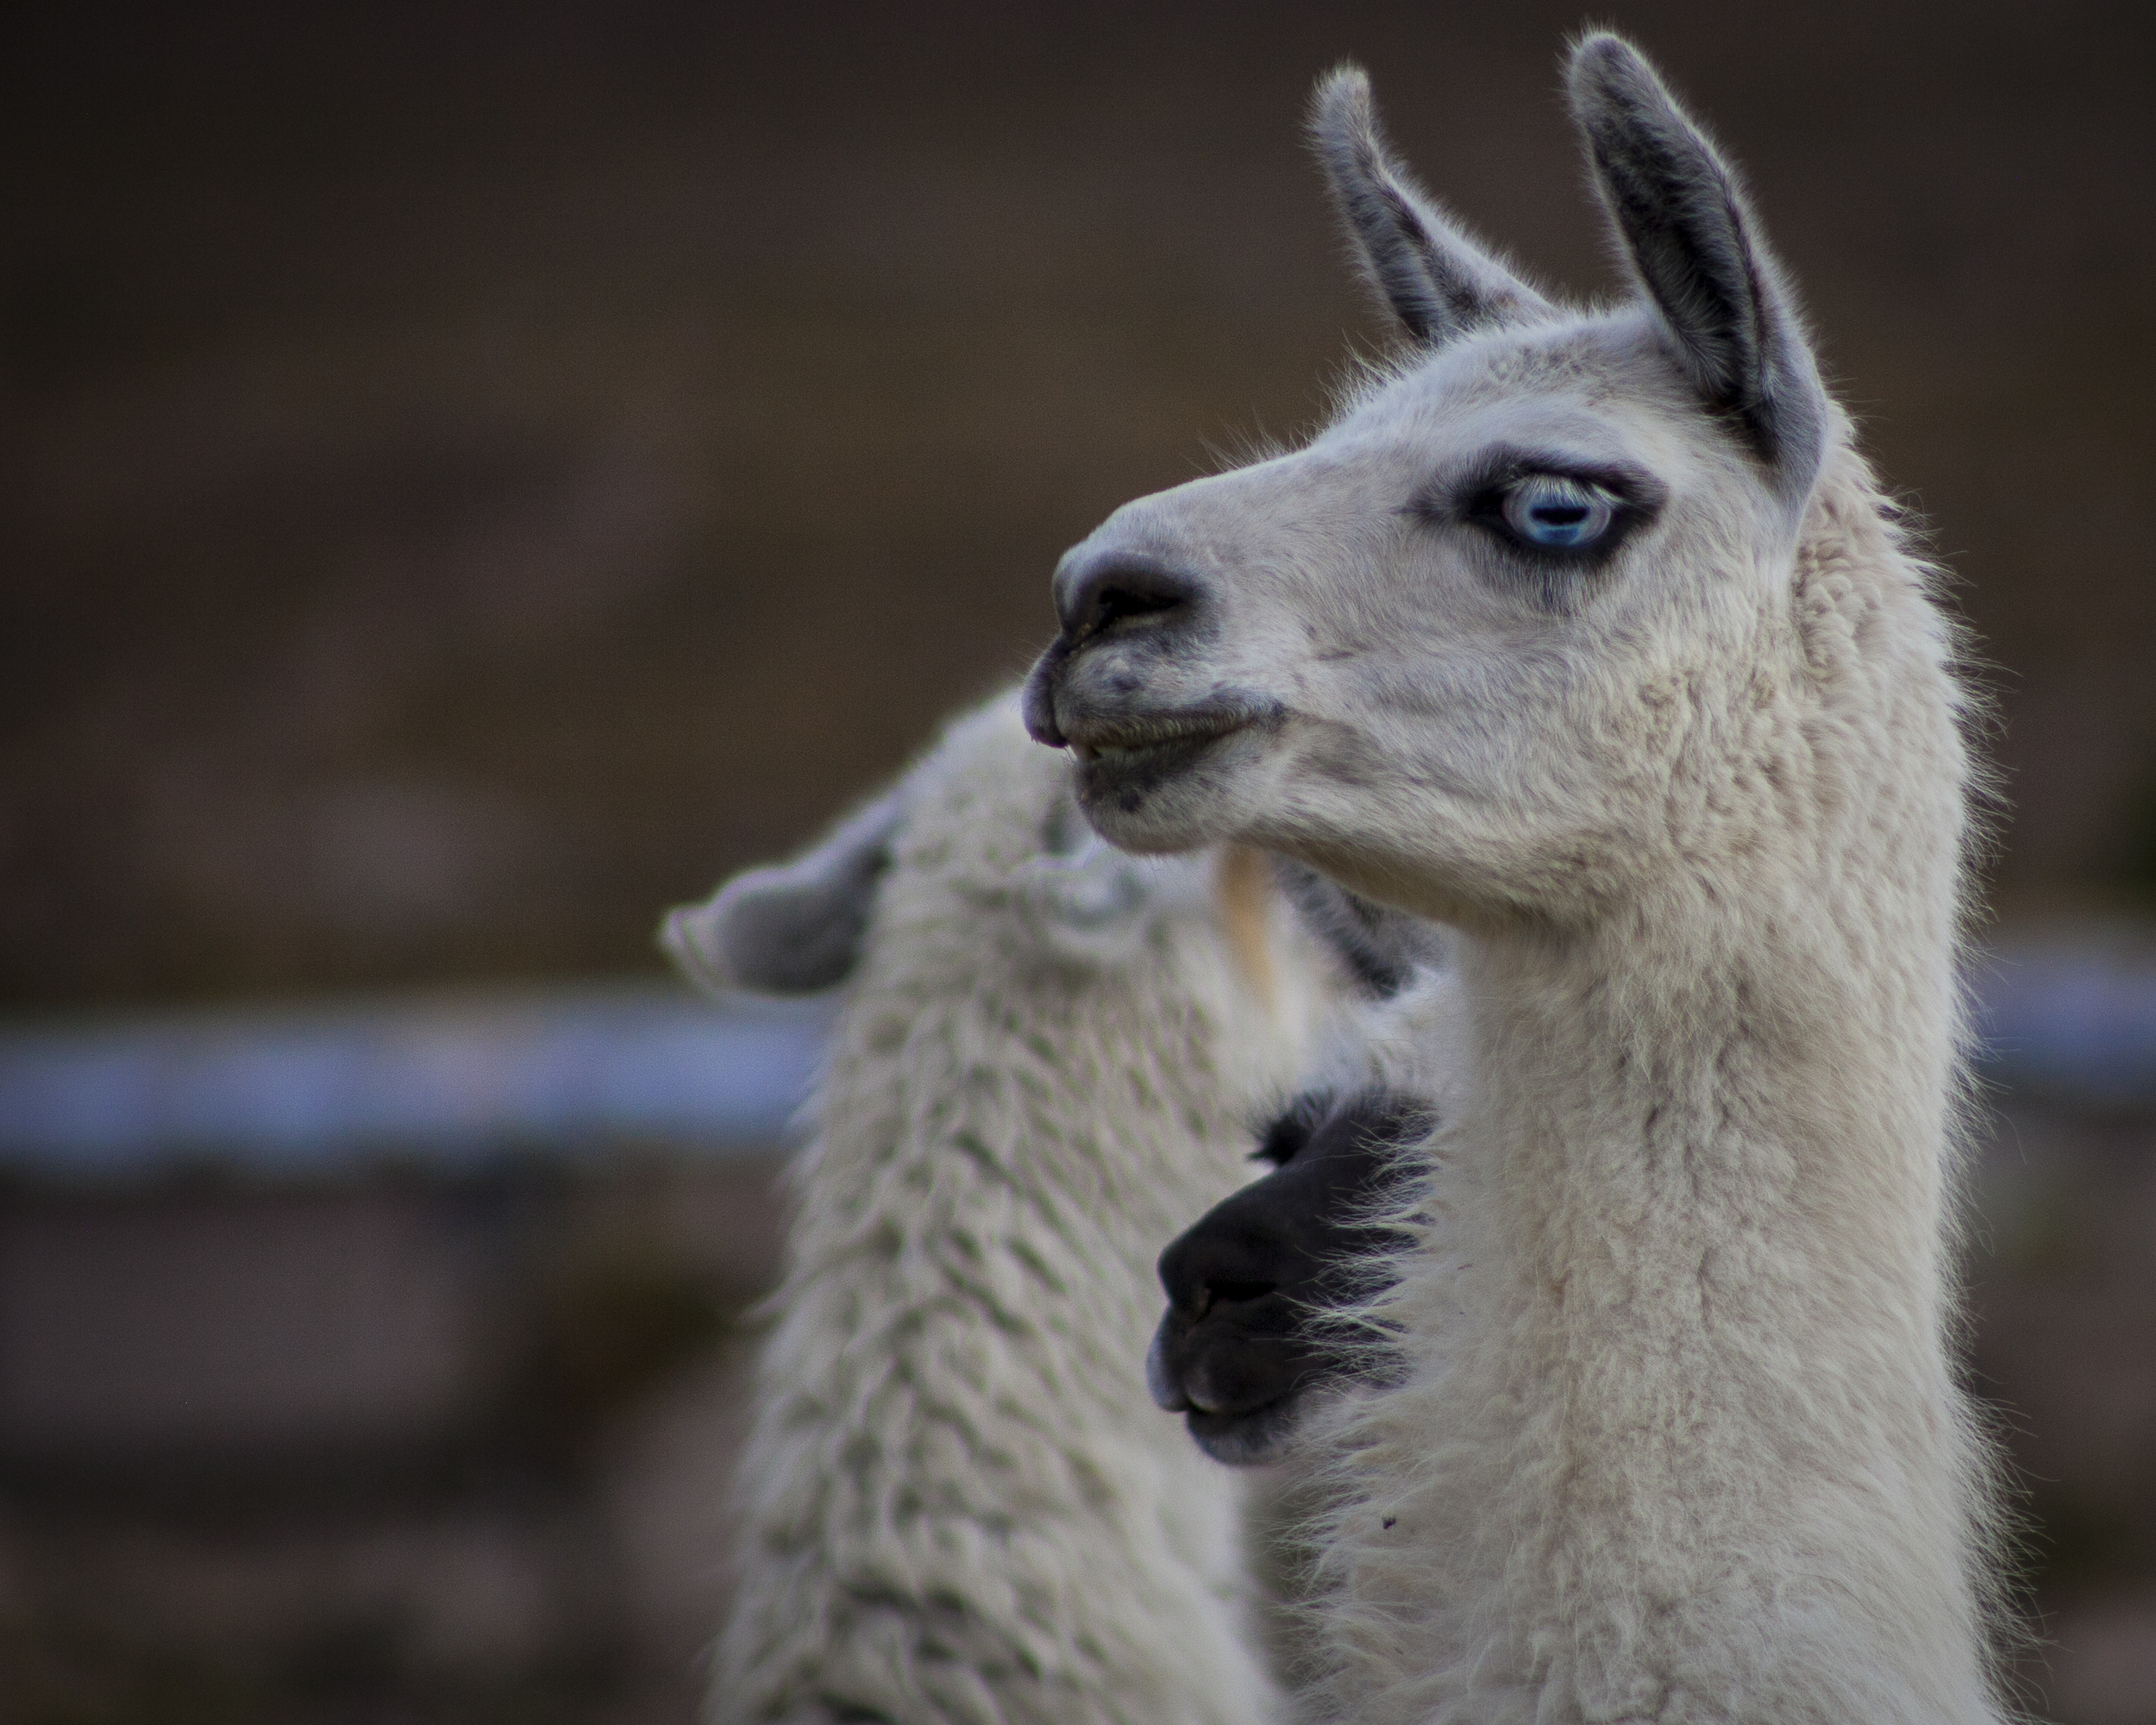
1501;474;1619;549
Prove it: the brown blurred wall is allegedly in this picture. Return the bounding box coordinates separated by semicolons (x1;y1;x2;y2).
5;0;2153;1009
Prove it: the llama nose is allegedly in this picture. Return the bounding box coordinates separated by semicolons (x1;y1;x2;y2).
1158;1226;1278;1323
1050;549;1203;643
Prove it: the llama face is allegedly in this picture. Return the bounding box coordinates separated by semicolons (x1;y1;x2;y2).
1025;40;1831;933
1147;1088;1428;1465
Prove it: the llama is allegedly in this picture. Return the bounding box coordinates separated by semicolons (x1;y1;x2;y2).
1023;34;2010;1723
667;690;1349;1725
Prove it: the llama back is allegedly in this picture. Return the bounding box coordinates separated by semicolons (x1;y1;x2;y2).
673;693;1336;1725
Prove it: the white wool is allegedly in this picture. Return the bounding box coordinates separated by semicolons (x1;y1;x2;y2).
693;693;1340;1725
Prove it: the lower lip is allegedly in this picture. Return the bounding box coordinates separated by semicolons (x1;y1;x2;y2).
1185;1396;1301;1466
1074;727;1237;768
1073;730;1235;794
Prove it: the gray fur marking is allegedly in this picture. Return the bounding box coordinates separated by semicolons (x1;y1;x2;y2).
1274;858;1448;998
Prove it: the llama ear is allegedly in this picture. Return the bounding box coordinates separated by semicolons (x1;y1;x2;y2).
661;790;905;996
1567;34;1827;505
1311;65;1551;347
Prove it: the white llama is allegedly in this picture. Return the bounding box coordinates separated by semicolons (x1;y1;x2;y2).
1023;34;2010;1723
666;690;1344;1725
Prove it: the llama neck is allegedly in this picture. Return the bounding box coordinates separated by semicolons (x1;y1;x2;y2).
1449;467;1972;1388
1453;902;1959;1365
1323;466;1996;1718
1421;844;1991;1706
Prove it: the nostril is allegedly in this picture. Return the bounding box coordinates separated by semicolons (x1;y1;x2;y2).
1090;584;1183;630
1056;552;1202;640
1159;1231;1273;1320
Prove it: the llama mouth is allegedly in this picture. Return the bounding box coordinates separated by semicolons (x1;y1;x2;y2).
1070;731;1238;805
1183;1393;1309;1467
1068;722;1243;768
1073;731;1230;772
1063;700;1275;799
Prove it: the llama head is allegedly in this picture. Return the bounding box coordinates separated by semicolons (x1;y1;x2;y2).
1024;34;1835;931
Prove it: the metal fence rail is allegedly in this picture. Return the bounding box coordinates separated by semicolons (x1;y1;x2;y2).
0;938;2150;1176
0;982;833;1176
1971;938;2156;1110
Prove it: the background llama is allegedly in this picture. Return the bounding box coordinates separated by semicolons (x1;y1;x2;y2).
2;3;2154;1722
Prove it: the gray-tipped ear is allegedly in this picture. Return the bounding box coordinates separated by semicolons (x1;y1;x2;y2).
661;791;904;996
1311;65;1551;348
1567;34;1827;505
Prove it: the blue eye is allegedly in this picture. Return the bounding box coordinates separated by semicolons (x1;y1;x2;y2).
1501;474;1618;549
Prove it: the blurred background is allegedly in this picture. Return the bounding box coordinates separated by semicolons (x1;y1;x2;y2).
3;0;2155;1718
